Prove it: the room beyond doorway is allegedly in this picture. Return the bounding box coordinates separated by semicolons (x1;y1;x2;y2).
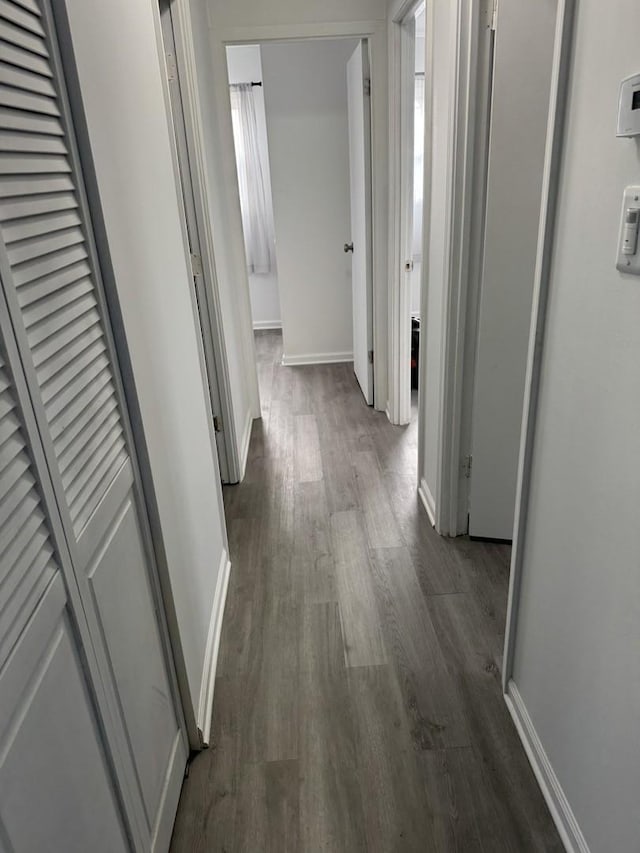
225;37;374;405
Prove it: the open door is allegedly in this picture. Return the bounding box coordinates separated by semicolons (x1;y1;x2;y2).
468;0;558;539
346;41;374;405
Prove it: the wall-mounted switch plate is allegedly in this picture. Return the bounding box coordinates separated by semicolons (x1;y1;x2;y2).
617;73;640;137
616;186;640;276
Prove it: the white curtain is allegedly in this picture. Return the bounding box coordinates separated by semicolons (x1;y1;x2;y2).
412;74;426;258
230;84;274;275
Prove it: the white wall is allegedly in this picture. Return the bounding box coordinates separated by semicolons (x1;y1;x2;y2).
208;0;386;28
226;45;282;329
62;0;228;732
261;39;356;362
189;0;260;469
510;1;640;849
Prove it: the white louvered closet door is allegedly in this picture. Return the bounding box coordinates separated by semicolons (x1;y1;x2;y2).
0;2;188;851
0;295;130;852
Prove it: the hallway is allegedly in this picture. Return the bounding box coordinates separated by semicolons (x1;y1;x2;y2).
170;331;561;851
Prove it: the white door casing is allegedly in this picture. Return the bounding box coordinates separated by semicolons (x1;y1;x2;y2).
346;40;374;406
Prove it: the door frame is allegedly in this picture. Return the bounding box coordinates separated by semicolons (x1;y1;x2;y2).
388;0;491;531
347;39;375;406
208;19;388;414
503;0;575;686
387;0;422;428
158;0;241;485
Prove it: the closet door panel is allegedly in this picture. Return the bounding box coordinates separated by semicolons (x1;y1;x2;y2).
0;321;128;853
0;576;130;853
0;1;187;848
86;485;180;825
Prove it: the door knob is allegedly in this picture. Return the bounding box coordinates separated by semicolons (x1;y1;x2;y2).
344;242;354;253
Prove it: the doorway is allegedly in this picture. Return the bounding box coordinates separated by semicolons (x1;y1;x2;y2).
401;2;426;429
225;38;375;407
391;0;562;539
466;0;559;540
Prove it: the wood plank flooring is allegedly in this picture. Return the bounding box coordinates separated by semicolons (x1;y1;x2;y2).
170;331;562;852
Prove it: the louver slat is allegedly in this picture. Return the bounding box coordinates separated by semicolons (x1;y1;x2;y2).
0;130;66;154
0;351;57;669
0;84;58;116
0;62;56;97
0;191;78;226
0;2;45;36
3;207;80;242
7;223;83;263
6;0;41;16
14;256;87;304
0;3;129;538
0;43;51;77
0;19;47;58
0;107;63;136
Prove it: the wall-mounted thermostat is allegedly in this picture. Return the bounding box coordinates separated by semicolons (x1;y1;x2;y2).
617;73;640;137
616;186;640;275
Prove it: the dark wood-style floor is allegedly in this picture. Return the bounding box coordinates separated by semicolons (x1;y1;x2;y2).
170;330;562;852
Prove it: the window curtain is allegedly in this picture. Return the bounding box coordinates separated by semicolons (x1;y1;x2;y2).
412;74;426;258
230;83;274;275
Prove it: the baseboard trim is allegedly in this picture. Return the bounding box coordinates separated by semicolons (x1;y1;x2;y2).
253;320;282;330
418;477;436;527
281;351;353;367
238;409;253;481
505;681;590;853
197;549;231;748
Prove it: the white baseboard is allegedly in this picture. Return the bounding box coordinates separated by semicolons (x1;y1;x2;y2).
253;320;282;330
197;549;231;748
505;681;590;853
418;477;436;527
281;350;353;366
238;409;253;481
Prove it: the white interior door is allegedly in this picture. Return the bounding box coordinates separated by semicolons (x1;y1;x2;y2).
468;0;558;540
0;1;188;848
346;41;373;405
160;0;233;484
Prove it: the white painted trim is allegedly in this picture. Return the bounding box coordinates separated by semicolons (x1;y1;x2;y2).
415;0;434;491
220;20;384;43
282;351;353;367
432;0;482;537
204;16;388;415
505;682;590;853
503;0;575;688
253;320;282;331
418;477;436;526
238;408;253;481
387;0;422;427
197;549;231;747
